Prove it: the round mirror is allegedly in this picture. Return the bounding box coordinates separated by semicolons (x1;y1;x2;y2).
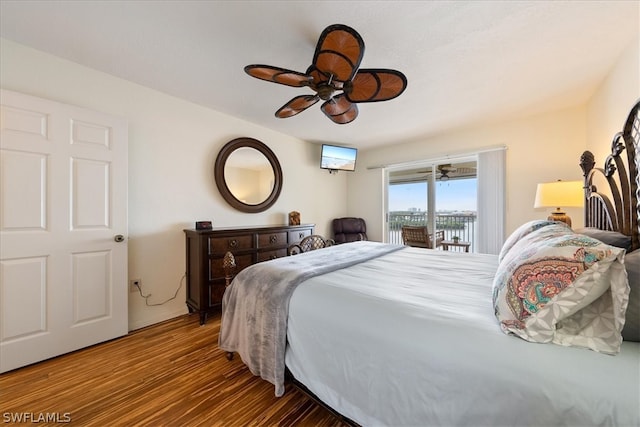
214;137;283;213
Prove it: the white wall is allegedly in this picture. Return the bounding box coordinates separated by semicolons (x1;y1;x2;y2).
1;39;348;330
586;36;640;160
348;35;639;246
348;106;587;242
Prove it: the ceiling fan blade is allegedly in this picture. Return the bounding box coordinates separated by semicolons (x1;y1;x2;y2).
346;69;407;102
321;94;358;124
311;24;364;83
275;95;320;118
245;64;312;87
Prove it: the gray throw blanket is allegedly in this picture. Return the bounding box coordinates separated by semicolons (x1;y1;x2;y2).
218;241;403;396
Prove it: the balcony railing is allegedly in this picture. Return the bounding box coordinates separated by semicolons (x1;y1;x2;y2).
388;212;477;252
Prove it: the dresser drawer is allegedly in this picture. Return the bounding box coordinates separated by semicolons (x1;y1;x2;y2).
288;228;312;244
257;231;287;249
257;248;287;262
209;234;253;254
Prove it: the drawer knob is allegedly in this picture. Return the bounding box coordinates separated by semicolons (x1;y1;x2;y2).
270;235;278;244
299;232;305;238
228;239;238;248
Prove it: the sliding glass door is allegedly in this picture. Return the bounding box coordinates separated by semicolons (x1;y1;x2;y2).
385;158;478;251
384;147;506;254
387;165;435;245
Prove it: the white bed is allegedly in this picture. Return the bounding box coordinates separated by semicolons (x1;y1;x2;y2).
285;247;639;426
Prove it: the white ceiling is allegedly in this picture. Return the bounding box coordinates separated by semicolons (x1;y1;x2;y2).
1;1;638;149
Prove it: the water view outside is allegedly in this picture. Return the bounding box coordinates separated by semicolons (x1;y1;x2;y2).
389;179;477;249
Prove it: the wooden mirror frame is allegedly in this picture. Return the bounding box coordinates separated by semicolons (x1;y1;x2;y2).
214;137;283;213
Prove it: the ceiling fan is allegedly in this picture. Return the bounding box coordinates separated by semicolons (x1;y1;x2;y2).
244;24;408;124
438;164;457;181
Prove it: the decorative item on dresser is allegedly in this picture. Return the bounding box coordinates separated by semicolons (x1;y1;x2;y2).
184;224;314;324
288;211;301;225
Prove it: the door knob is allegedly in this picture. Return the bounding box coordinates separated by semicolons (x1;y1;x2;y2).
114;234;125;242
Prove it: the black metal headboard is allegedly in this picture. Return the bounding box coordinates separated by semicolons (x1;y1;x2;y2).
579;99;640;251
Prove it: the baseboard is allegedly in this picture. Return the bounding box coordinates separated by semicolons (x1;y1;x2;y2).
128;307;188;331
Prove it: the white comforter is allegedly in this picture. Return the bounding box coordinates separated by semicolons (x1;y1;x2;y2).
285;247;640;426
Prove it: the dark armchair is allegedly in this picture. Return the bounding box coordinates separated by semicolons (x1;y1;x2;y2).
332;217;368;244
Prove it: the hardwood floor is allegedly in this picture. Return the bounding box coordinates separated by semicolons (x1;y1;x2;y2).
0;313;348;426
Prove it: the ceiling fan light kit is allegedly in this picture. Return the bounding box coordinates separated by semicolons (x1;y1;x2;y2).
244;24;407;124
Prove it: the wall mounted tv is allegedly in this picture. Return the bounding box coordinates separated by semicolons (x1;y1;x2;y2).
320;144;358;172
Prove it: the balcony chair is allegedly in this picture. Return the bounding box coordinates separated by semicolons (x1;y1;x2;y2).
288;235;335;255
332;217;368;244
401;225;445;249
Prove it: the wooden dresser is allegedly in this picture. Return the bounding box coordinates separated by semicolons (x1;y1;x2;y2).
184;224;314;324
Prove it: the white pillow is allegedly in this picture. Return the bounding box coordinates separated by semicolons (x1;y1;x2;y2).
498;220;566;263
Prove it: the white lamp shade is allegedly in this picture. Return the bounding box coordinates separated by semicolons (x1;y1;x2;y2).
534;180;584;208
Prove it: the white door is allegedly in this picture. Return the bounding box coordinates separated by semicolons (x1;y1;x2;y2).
0;89;128;373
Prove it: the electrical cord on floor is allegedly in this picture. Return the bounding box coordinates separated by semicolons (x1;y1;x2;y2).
134;273;185;306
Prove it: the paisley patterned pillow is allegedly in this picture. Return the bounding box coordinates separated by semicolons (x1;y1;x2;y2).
493;224;628;354
498;219;567;263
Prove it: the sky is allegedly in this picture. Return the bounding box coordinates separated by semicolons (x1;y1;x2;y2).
388;179;477;212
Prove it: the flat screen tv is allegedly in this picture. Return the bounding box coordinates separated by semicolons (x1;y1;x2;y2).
320;144;357;172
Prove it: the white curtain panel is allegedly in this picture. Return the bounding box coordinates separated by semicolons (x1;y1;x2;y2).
477;149;506;254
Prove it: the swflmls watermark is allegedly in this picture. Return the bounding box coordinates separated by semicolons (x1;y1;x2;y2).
3;412;71;423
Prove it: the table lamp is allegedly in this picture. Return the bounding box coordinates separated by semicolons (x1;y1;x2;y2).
534;180;584;227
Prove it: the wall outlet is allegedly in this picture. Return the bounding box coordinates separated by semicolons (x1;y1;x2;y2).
129;279;141;293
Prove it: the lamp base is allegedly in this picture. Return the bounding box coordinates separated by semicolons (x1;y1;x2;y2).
547;211;572;227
